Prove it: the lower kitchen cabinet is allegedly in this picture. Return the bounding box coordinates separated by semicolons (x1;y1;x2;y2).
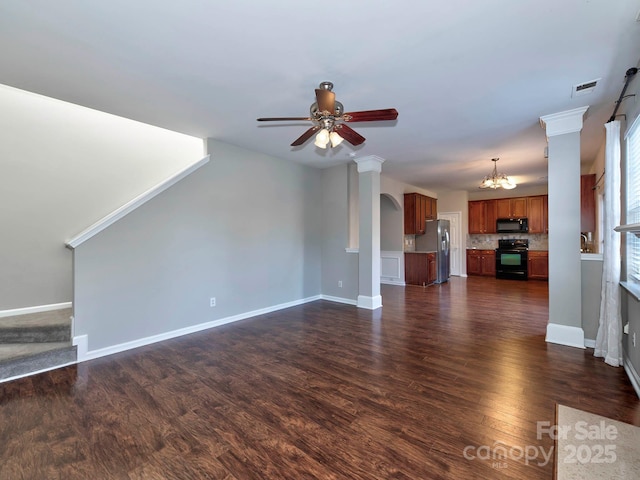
528;251;549;280
427;253;436;284
467;249;496;276
405;252;437;285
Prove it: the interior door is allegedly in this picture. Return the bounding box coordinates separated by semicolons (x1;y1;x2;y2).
438;212;461;276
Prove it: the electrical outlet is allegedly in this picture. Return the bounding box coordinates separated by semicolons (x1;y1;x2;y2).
210;297;216;307
338;280;343;288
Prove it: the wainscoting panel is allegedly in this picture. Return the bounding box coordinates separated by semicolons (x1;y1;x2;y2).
381;251;405;286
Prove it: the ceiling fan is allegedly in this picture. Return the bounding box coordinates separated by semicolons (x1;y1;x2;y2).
257;81;398;148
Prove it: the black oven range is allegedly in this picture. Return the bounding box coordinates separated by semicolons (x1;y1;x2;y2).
495;239;529;280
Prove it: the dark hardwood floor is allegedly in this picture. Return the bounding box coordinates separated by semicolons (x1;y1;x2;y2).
1;277;638;479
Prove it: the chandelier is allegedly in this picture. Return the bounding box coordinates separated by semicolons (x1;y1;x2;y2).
479;158;516;190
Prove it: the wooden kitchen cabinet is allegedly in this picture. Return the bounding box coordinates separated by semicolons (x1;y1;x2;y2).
404;193;425;235
581;174;596;233
468;201;484;234
528;251;548;280
467;249;496;276
527;195;548;234
405;252;436;285
470;195;548;234
481;252;496;276
543;195;548;232
495;197;528;219
404;193;437;235
425;197;437;221
405;253;425;285
468;200;496;234
427;252;437;284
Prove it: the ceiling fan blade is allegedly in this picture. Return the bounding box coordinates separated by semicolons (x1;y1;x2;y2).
342;108;399;122
257;117;312;122
315;89;335;113
291;126;320;146
335;124;365;146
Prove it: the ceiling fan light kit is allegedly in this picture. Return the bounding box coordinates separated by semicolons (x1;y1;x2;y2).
329;131;344;148
479;158;517;190
257;81;398;148
314;128;330;148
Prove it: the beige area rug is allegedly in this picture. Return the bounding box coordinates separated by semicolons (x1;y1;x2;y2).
556;405;640;479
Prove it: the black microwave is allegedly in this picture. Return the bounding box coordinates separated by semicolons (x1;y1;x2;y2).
496;218;528;233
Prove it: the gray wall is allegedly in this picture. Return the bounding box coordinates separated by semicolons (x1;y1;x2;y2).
468;185;547;201
321;165;359;300
0;85;203;311
380;194;403;251
548;132;583;330
581;258;603;341
74;139;322;351
622;291;640;385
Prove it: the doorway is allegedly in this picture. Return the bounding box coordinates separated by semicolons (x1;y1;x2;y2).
379;193;404;285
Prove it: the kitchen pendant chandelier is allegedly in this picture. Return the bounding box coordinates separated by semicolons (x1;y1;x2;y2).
479;158;517;190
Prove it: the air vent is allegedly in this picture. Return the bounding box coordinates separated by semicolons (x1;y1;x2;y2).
572;78;600;98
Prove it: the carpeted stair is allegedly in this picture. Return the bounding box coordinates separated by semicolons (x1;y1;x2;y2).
0;308;76;382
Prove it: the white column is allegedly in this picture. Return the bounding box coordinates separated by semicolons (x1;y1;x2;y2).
539;107;588;348
355;156;385;310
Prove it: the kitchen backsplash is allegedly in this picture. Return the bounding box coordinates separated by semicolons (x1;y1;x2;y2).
406;233;549;251
467;233;549;250
404;235;416;251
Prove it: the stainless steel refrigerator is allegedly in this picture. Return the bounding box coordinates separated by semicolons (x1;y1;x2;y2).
416;219;450;283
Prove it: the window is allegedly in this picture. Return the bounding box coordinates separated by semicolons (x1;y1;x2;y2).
625;117;640;285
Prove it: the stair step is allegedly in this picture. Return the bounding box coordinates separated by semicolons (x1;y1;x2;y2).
0;343;76;381
0;308;71;343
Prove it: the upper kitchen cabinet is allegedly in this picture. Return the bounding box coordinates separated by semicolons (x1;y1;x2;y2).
405;193;425;235
527;195;548;234
404;193;437;235
468;200;496;234
469;195;547;234
495;197;528;219
425;196;437;221
580;174;596;233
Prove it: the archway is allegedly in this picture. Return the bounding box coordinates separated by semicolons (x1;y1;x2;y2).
380;193;404;285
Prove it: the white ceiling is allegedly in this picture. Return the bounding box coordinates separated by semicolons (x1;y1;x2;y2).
1;1;639;193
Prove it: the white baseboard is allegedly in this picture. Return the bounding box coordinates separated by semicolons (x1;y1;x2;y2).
75;295;323;362
381;280;406;286
320;295;358;306
0;302;72;318
623;351;640;399
357;295;383;310
545;323;585;349
73;334;88;360
584;339;596;348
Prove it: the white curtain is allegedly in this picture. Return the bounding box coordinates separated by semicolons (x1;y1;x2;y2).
594;120;622;366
